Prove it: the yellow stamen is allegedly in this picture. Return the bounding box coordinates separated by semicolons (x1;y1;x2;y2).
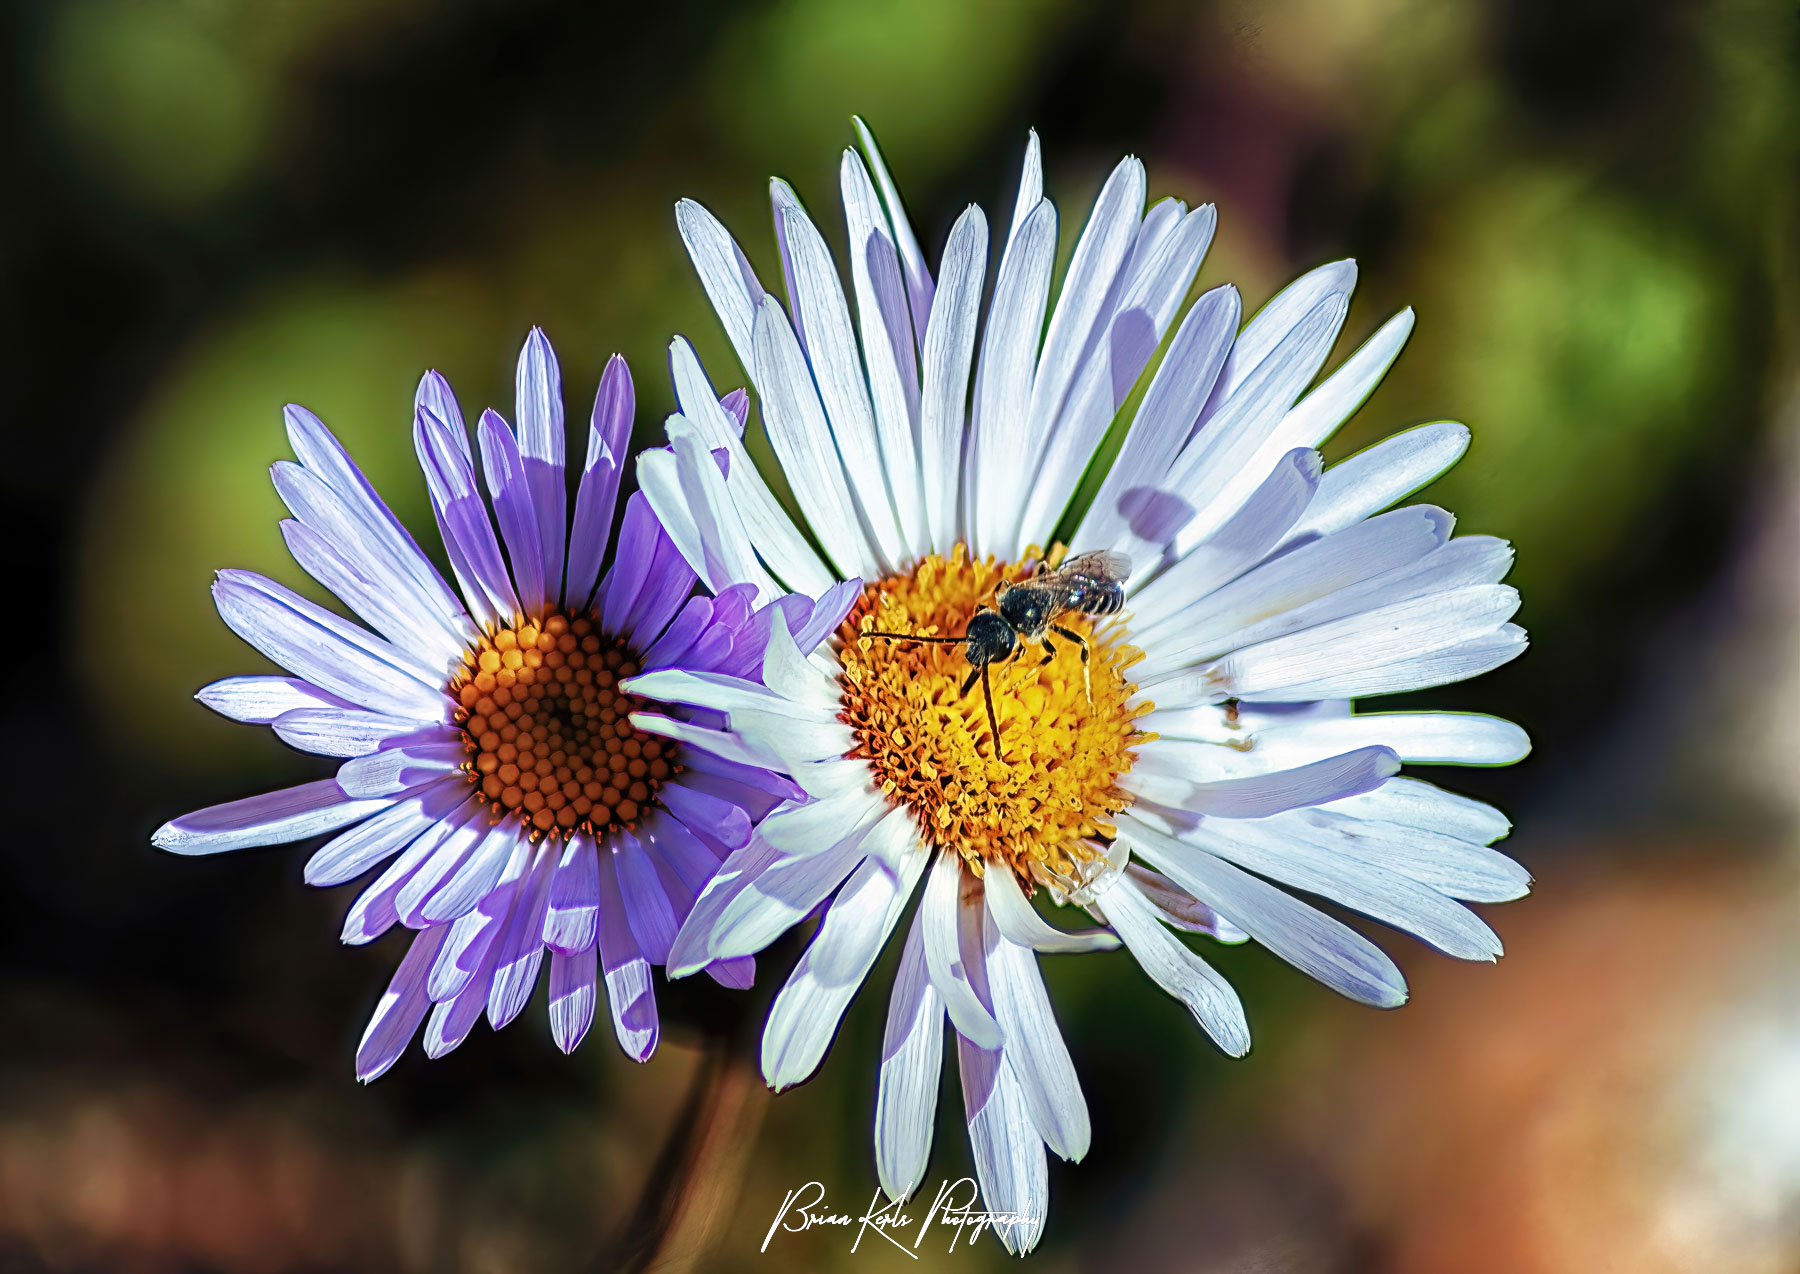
449;611;672;839
837;546;1147;890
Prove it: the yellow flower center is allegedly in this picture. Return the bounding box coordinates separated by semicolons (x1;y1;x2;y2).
450;612;673;839
837;547;1147;890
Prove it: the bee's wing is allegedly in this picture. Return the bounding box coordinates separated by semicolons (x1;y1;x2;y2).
1057;550;1132;586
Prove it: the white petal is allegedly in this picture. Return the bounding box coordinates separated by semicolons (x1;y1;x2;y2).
918;206;988;555
752;297;880;579
675;198;765;373
1097;872;1250;1054
841;149;928;563
779;201;908;572
1327;775;1511;845
667;338;833;595
1075;283;1240;551
983;866;1120;953
876;908;945;1202
761;820;926;1090
921;850;1002;1048
1122;815;1408;1008
1181;816;1504;959
957;1038;1048;1255
1283;421;1470;547
982;904;1089;1160
1122;745;1400;817
853;117;934;347
967;199;1057;557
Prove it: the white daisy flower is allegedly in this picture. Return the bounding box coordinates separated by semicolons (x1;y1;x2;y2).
628;121;1531;1253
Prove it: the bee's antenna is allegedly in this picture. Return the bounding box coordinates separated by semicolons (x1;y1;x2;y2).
861;629;966;645
981;663;1004;758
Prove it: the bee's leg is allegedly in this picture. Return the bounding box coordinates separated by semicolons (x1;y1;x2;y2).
959;665;982;697
1051;624;1091;702
1038;638;1058;667
982;663;1004;758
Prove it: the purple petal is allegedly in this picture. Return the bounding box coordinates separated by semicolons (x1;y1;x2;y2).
611;831;679;964
153;779;388;856
641;595;713;671
477;409;548;618
637;809;723;897
428;838;530;1001
419;816;525;928
211;571;449;721
718;388;749;430
515;329;568;606
283;404;467;631
356;925;448;1081
706;955;755;988
274;705;423;758
486;846;555;1028
623;531;698;651
549;946;599;1053
544;835;601;955
598;493;659;632
423;973;491;1058
413;408;520;626
305;780;468;886
336;739;468;798
596;849;659;1061
660;782;753;851
341;800;473;944
413;371;470;460
401;807;505;926
197;676;354;725
566;356;635;609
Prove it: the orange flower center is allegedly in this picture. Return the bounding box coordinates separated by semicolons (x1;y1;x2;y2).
451;612;672;838
837;546;1147;890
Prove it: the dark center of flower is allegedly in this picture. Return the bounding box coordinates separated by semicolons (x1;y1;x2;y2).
451;612;672;838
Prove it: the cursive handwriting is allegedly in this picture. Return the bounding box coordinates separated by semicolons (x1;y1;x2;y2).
762;1178;1039;1256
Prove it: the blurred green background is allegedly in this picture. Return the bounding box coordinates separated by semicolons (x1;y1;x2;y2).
4;0;1799;1270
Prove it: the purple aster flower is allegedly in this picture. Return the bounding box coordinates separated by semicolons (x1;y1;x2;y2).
153;329;858;1080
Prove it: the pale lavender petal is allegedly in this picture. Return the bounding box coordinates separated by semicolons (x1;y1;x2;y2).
153;779;389;856
355;925;447;1081
487;846;556;1028
596;848;659;1060
413;408;520;626
212;571;449;721
611;830;680;964
336;739;467;799
340;801;473;944
413;371;469;460
477;409;548;618
544;835;601;955
273;705;423;758
660;782;753;851
304;780;468;886
196;676;354;724
284;403;467;629
423;972;492;1058
515;329;567;605
416;813;522;925
549;946;599;1054
719;388;749;429
428;837;530;1001
567;357;635;612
